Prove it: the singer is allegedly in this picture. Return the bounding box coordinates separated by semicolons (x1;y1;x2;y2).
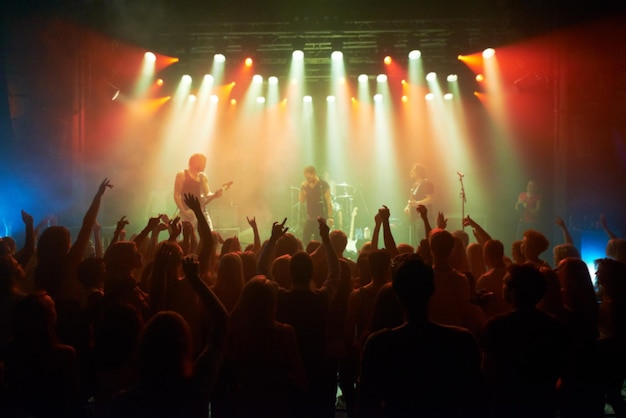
404;163;435;246
174;153;223;228
299;165;333;244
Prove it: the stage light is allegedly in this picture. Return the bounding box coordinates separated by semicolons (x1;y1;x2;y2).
376;74;387;83
204;74;214;83
327;95;336;102
358;74;369;83
268;76;278;84
401;95;408;102
482;48;495;59
476;74;484;82
331;51;343;60
256;97;266;104
214;53;226;63
210;95;219;103
252;74;263;84
384;55;392;65
230;99;237;106
292;50;304;59
244;57;253;67
408;50;421;60
303;95;312;103
181;75;192;83
426;72;437;82
156;78;164;86
189;94;197;103
447;74;458;82
144;51;156;62
444;93;454;100
425;92;434;101
373;94;383;102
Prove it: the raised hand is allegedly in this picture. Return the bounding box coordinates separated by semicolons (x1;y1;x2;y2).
146;215;161;231
462;216;474;228
116;216;129;232
97;178;113;197
93;220;101;233
270;218;289;242
416;204;428;219
436;212;448;229
378;205;391;222
555;217;566;229
183;193;202;215
247;216;257;230
318;216;330;240
21;210;34;227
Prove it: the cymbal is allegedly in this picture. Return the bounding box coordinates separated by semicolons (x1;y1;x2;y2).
336;182;353;187
335;194;353;199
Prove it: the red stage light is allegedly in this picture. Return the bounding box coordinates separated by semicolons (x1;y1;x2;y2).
245;57;253;67
384;56;392;65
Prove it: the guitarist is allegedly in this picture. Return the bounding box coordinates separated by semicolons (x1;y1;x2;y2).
403;163;434;246
174;153;223;228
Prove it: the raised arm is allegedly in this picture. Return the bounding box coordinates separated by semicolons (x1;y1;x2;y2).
436;211;448;230
182;255;228;393
555;216;574;246
105;216;129;257
247;216;261;254
257;218;288;277
600;214;619;240
462;215;492;246
183;193;214;277
371;211;382;250
416;205;432;239
318;217;340;298
379;206;398;257
68;178;112;269
13;210;35;267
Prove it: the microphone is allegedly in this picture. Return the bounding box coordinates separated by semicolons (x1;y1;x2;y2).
457;171;464;178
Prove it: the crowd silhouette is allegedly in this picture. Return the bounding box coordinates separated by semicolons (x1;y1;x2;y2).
1;178;626;418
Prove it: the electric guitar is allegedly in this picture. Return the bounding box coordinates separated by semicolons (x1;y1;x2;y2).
345;207;359;254
200;181;234;209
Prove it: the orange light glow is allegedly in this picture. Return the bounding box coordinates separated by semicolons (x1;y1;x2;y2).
156;78;164;86
384;56;392;65
476;74;485;82
245;57;253;67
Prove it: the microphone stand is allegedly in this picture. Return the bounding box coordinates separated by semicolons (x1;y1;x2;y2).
458;174;467;230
